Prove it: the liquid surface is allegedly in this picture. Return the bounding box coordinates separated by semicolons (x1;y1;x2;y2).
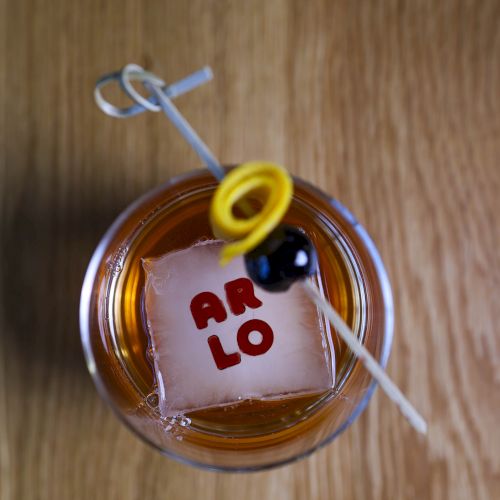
106;179;365;437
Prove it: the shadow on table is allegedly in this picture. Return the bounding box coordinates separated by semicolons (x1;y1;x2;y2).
0;168;136;386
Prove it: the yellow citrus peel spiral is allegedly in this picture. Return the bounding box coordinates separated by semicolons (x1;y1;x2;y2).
209;161;293;266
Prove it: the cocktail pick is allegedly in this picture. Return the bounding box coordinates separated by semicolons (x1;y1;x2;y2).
94;64;427;434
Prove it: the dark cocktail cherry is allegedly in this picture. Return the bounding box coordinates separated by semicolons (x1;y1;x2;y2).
244;224;318;292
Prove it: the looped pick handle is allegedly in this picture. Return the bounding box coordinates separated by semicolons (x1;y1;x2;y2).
209;162;293;265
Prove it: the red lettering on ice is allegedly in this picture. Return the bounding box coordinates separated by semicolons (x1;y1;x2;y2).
190;278;274;370
190;292;227;330
207;335;241;370
224;277;263;316
237;319;274;356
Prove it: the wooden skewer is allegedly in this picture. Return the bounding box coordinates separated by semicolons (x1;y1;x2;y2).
301;279;427;435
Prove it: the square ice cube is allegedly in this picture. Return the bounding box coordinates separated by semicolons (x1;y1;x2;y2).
143;240;334;416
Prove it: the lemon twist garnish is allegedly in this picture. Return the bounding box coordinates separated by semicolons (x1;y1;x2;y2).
209;161;293;265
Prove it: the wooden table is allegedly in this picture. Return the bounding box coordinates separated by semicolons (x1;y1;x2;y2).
1;1;498;498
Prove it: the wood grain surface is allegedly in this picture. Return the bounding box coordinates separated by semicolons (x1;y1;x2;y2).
1;1;499;499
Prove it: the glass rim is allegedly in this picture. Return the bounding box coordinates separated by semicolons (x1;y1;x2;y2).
79;167;394;472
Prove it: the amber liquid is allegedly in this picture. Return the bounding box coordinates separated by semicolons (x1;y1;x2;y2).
104;172;365;439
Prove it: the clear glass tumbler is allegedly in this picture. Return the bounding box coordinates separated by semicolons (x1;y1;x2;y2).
80;168;393;471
